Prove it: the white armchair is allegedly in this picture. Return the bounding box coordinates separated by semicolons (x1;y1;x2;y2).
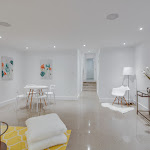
112;86;130;106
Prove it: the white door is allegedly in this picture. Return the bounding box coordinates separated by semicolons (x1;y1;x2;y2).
86;58;94;80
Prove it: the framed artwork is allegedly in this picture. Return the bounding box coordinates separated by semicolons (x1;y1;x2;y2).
40;59;52;79
1;56;14;80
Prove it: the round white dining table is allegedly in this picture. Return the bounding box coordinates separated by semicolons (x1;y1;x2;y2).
24;85;48;111
24;85;48;90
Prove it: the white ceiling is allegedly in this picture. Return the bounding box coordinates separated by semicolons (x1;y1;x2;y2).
0;0;150;50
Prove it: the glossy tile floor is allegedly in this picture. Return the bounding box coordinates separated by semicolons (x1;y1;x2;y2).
0;91;150;150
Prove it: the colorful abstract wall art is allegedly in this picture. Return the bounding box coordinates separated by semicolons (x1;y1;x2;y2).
1;56;14;80
40;59;52;79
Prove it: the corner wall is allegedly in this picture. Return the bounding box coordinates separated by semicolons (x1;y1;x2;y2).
98;47;136;102
135;42;150;109
0;48;25;103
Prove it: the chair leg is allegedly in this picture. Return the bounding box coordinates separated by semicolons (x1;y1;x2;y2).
44;99;47;106
30;96;32;109
26;99;28;106
36;99;39;112
112;97;117;105
53;93;56;104
123;97;128;106
31;98;34;110
121;97;122;107
49;94;51;105
39;99;41;112
16;97;18;111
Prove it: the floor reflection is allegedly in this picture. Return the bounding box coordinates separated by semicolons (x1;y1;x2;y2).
0;91;150;150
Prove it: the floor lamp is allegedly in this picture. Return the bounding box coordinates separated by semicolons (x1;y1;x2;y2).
123;67;134;105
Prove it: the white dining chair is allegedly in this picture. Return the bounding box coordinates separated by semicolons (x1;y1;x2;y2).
16;90;27;111
112;85;130;106
45;85;56;104
36;89;47;112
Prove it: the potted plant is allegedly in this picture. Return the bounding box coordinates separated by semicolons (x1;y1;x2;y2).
142;67;150;93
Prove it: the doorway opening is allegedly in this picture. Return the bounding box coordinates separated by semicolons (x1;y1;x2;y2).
86;58;94;80
77;50;100;97
83;53;97;91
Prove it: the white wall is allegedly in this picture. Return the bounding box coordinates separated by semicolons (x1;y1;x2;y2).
0;48;78;103
98;47;136;102
0;47;25;103
2;44;147;105
96;50;100;97
77;50;83;97
24;50;78;100
135;42;150;109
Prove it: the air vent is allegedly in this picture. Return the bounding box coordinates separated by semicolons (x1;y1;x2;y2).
0;22;11;27
106;14;119;20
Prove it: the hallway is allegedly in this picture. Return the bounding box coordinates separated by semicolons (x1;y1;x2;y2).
82;82;97;91
0;91;150;150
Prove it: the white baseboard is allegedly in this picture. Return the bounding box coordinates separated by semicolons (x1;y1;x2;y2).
77;94;80;100
0;96;78;107
77;91;82;99
0;98;16;107
54;96;78;100
99;98;114;103
133;99;148;110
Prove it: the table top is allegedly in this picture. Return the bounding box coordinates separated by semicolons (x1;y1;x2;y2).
0;121;8;136
24;85;48;89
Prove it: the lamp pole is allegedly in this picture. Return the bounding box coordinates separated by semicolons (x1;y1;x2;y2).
128;75;130;104
123;67;134;105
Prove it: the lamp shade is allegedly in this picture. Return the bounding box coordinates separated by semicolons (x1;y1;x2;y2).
123;67;134;76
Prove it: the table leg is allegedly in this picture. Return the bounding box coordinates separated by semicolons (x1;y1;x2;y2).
121;97;122;107
27;89;31;106
0;134;7;150
36;98;39;112
44;99;47;106
0;141;7;150
30;89;34;109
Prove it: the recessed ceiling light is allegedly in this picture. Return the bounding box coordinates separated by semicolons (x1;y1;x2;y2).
123;43;126;45
139;27;143;31
0;22;11;27
0;36;2;39
26;47;29;49
54;46;56;48
106;13;119;20
83;45;86;47
88;51;90;52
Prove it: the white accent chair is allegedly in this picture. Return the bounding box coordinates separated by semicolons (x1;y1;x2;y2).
45;85;56;104
112;86;130;106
